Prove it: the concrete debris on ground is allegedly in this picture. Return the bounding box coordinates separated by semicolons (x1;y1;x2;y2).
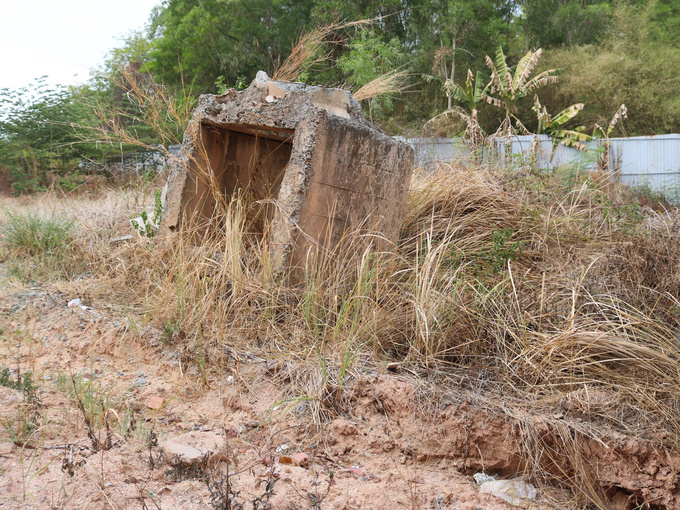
160;431;227;467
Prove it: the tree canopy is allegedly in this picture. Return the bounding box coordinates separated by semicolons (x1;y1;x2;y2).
4;0;680;192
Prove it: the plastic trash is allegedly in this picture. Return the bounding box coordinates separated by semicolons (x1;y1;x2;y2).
479;478;537;506
67;298;90;311
473;472;496;484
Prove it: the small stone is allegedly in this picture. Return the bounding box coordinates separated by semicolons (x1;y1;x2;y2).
386;362;401;372
161;441;205;467
349;466;365;477
146;396;164;410
279;455;294;465
292;452;309;468
133;378;147;387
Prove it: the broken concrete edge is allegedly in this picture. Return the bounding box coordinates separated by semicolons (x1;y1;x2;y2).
161;71;415;279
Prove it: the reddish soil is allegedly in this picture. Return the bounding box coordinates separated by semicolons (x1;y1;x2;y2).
0;287;678;509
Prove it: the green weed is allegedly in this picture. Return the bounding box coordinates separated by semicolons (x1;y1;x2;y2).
55;372;138;448
1;210;74;256
0;366;41;445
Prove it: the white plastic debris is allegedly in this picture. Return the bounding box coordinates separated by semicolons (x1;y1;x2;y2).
473;472;496;484
479;478;537;506
67;298;90;311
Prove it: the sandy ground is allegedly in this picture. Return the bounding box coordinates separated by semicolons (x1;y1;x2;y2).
0;284;566;509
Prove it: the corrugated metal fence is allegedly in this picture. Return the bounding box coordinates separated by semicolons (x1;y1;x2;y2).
398;134;680;200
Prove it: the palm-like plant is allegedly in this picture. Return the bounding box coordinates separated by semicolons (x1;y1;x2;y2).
425;69;488;147
593;104;628;172
533;96;592;153
445;69;489;113
484;46;561;137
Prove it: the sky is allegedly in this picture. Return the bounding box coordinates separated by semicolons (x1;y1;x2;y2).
0;0;160;90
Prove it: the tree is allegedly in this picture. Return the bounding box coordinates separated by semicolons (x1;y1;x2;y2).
146;0;315;92
539;1;680;135
337;30;406;120
410;0;515;110
0;79;104;193
521;0;612;48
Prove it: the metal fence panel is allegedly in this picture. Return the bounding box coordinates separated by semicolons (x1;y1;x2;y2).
609;135;680;198
398;134;680;200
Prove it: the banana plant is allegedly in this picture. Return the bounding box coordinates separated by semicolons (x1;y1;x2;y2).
592;104;627;172
593;104;627;139
426;69;488;147
533;95;592;152
484;46;561;137
444;69;489;113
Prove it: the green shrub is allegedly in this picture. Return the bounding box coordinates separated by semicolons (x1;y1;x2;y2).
1;210;74;256
0;210;81;282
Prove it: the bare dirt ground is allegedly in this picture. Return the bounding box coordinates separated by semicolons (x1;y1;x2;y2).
0;283;678;509
0;285;561;510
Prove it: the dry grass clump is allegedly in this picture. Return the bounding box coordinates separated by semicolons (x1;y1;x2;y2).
12;158;678;508
353;70;410;102
272;20;372;83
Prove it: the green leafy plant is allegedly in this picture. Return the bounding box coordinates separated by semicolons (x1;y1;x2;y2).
130;190;162;237
484;46;561;137
56;372;136;450
533;95;593;154
487;227;524;274
337;29;406;120
593;103;628;172
0;367;42;445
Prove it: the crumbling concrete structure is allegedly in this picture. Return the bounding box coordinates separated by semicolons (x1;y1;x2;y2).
162;71;414;273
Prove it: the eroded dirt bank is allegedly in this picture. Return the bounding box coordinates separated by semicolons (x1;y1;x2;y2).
0;287;678;509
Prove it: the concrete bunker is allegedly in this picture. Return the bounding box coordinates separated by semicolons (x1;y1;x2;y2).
162;71;415;272
182;123;294;238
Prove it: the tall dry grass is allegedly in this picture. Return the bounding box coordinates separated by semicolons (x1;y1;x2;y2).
93;161;680;409
7;60;676;508
4;153;680;507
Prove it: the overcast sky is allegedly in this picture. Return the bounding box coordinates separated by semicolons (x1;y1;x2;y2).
0;0;160;90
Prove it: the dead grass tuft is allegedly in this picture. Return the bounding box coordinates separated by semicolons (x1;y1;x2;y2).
272;20;373;83
6;156;680;508
353;70;410;102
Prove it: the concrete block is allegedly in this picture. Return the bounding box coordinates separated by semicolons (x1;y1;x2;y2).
162;71;414;276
